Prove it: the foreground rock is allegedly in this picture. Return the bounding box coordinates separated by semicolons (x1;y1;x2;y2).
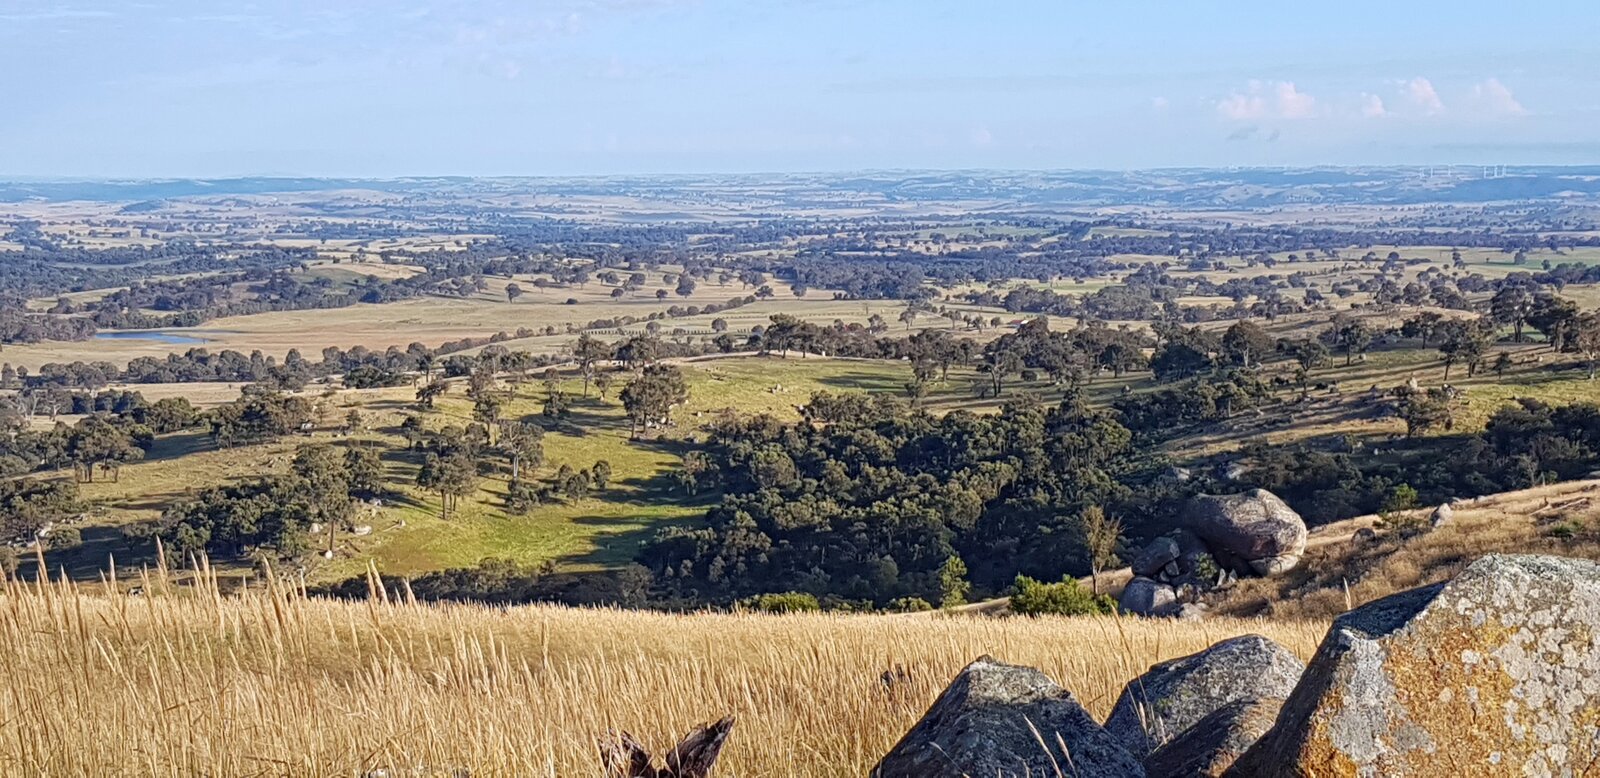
872;656;1143;778
1144;696;1284;778
1104;634;1304;758
1229;554;1600;776
1184;489;1307;575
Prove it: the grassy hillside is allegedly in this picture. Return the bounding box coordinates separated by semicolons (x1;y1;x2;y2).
48;355;995;584
0;568;1327;776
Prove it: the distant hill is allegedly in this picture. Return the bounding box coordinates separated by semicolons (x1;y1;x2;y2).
5;167;1600;207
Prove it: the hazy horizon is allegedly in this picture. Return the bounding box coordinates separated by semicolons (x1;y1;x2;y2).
4;0;1597;178
5;163;1600;184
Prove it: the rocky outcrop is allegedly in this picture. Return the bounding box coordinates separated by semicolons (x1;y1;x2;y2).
1130;536;1180;577
1143;696;1284;778
1229;554;1600;776
1172;530;1212;577
1119;577;1179;617
1183;489;1307;575
1104;635;1304;758
872;656;1144;778
1428;503;1453;528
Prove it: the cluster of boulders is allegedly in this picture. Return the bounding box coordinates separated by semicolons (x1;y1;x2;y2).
1120;488;1307;617
872;554;1600;777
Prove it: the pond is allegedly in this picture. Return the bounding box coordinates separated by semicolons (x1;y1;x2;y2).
93;330;215;345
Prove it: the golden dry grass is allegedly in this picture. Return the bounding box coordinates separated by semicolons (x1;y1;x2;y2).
0;565;1327;777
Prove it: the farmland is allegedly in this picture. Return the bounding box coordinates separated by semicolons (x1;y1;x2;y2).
0;171;1597;616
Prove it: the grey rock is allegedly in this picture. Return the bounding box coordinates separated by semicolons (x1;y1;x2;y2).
1144;696;1284;778
1119;577;1179;617
1352;526;1377;543
1247;553;1302;576
872;656;1143;778
1229;554;1600;776
1172;530;1212;576
1183;489;1307;576
1104;634;1304;759
1159;560;1181;580
1131;537;1181;577
1429;502;1453;528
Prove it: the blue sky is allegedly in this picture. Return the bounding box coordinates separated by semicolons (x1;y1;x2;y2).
2;0;1597;177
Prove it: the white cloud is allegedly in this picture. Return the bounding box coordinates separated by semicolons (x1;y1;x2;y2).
1473;77;1526;116
1274;81;1317;119
1218;80;1316;120
970;125;993;147
1151;96;1169;111
1218;80;1268;120
1404;77;1445;115
1360;93;1387;119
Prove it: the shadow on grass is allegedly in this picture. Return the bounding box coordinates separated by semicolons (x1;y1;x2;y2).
22;525;162;583
140;431;216;463
558;508;712;569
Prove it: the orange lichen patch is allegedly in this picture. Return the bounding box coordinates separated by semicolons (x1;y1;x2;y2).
1231;556;1600;777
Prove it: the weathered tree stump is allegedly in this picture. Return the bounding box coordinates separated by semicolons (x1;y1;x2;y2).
600;716;735;778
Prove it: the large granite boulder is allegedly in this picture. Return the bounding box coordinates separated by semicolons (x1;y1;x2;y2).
1144;696;1285;778
872;656;1144;778
1104;634;1304;758
1119;577;1179;617
1228;554;1600;776
1183;489;1307;575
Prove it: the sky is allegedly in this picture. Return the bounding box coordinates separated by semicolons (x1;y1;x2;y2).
2;0;1598;178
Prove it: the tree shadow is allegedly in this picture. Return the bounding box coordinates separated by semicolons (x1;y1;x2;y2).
557;510;710;570
20;524;162;583
139;431;216;463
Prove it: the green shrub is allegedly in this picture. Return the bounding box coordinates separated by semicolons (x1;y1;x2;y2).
1189;550;1220;584
743;592;821;614
45;526;82;551
888;596;933;613
1009;575;1115;617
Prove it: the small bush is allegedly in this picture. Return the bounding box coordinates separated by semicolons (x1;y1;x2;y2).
1189;550;1221;584
887;596;932;613
743;592;821;614
45;527;82;551
1009;575;1115;617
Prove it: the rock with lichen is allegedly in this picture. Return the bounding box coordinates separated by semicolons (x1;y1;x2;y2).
872;656;1143;778
1104;634;1304;758
1228;554;1600;776
1144;696;1285;778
